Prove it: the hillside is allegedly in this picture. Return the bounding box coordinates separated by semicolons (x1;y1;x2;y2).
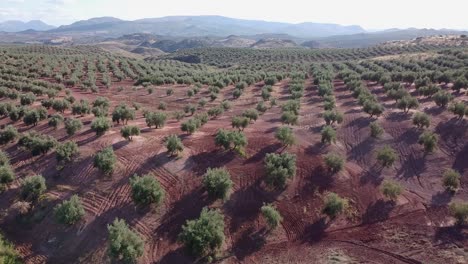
0;20;55;32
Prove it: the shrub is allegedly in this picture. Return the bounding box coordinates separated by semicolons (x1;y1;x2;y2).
0;125;18;145
281;111;298;125
54;195;85;225
164;135;184;156
232;89;242;99
56;141;79;163
412;112;431;129
52;99;70;113
433;91;453;107
173;111;185;121
369;121;384;138
256;101;268;113
112;104;135;124
20;92;36;106
130;174;165;206
418;131;438;153
145;112;167;129
107;218;144;263
207;107;224;118
264;77;277;86
452;76;467;92
93;147;116;175
91;117;111;136
18;132;57;156
166;89;173;96
20;175;46;202
0;165;15;185
442;169;461;193
448;101;466;119
181;118;201;134
322;192;347;219
242;109;258;122
202;168;233;200
264;152;296;189
381;180;403;200
220;101;231;110
275;126;295;147
179;208;224;257
198;98;207;108
23;110;41;126
324;153;345;173
48;114;64;128
323;110;344;125
376;145;397;168
231;116;249;131
396;96;419;113
449;202;468;225
321;126;336;144
0;151;9;166
184;104;197;115
120;126;140;141
282;100;300;115
261;204;282;230
65;118;83;136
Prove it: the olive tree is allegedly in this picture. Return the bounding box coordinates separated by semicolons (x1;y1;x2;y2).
261;204;282;230
165;135;184;156
323;110;344;125
56;141;79;163
107;218;144;263
449;202;468;225
369;121;384;138
275;126;295;147
93;147;116;175
91;117;111;136
322;192;347;219
120;126;140;141
264;152;296;189
448;101;466;120
65;118;83;136
381;180;403;200
324;153;345;173
130;174;165;206
20;175;46;202
321;126;336;144
145;112;167;129
376;145;397;168
0;165;15;185
179;208;225;257
202;168;233;200
412;112;430;129
418;131;438;153
442;169;461;193
231;116;249;131
0;125;18;145
54;195;85;225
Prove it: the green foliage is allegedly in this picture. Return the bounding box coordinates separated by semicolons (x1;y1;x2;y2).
181;118;201;134
20;92;36;106
242;109;258;122
449;202;468;225
324;153;345;173
130;174;165;206
165;135;184;156
381;180;403;200
396;96;419;113
112;104;135;124
72;100;91;116
376;145;397;167
55;141;79;163
107;218;144;263
120;126;140;141
202;168;233;200
18;132;57;156
93;147;116;175
321;125;336;144
256;101;268;113
275;126;295;147
0;165;15;185
322;192;347;219
207;106;224;118
91;117;111;136
145;112;167;129
214;129;247;152
442;169;461;193
0;151;9;166
369;121;384;138
54;195;85;225
281;100;300;115
323;110;344;125
433;91;453;107
52;99;70;113
412;112;431;129
0;234;21;264
231;116;249;131
281;111;298;125
184;104;197;115
0;125;18;145
48;114;64;128
363;101;384;117
65;118;83;136
20;175;46;202
448;101;467;119
264;152;296;189
418;131;438;153
261;204;282;230
179;208;225;257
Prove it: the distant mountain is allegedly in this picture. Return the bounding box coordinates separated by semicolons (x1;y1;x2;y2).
48;16;365;38
311;28;468;48
0;20;55;32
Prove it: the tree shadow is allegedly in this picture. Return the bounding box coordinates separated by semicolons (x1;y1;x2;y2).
453;143;468;174
301;217;327;244
430;190;453;206
158;247;192;264
112;140;129;151
305;142;326;156
76;133;98;146
189;150;237;175
245;143;282;164
396;152;426;180
346;116;373;129
360;164;384;186
425;106;445;116
396;128;420;145
300;165;331;196
231;227;267;261
362;199;395;224
433;225;467;246
386;112;410;122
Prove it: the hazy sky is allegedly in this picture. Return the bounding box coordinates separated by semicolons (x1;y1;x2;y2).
1;0;467;29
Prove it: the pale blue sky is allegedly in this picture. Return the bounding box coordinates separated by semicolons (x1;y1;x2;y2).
1;0;467;30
